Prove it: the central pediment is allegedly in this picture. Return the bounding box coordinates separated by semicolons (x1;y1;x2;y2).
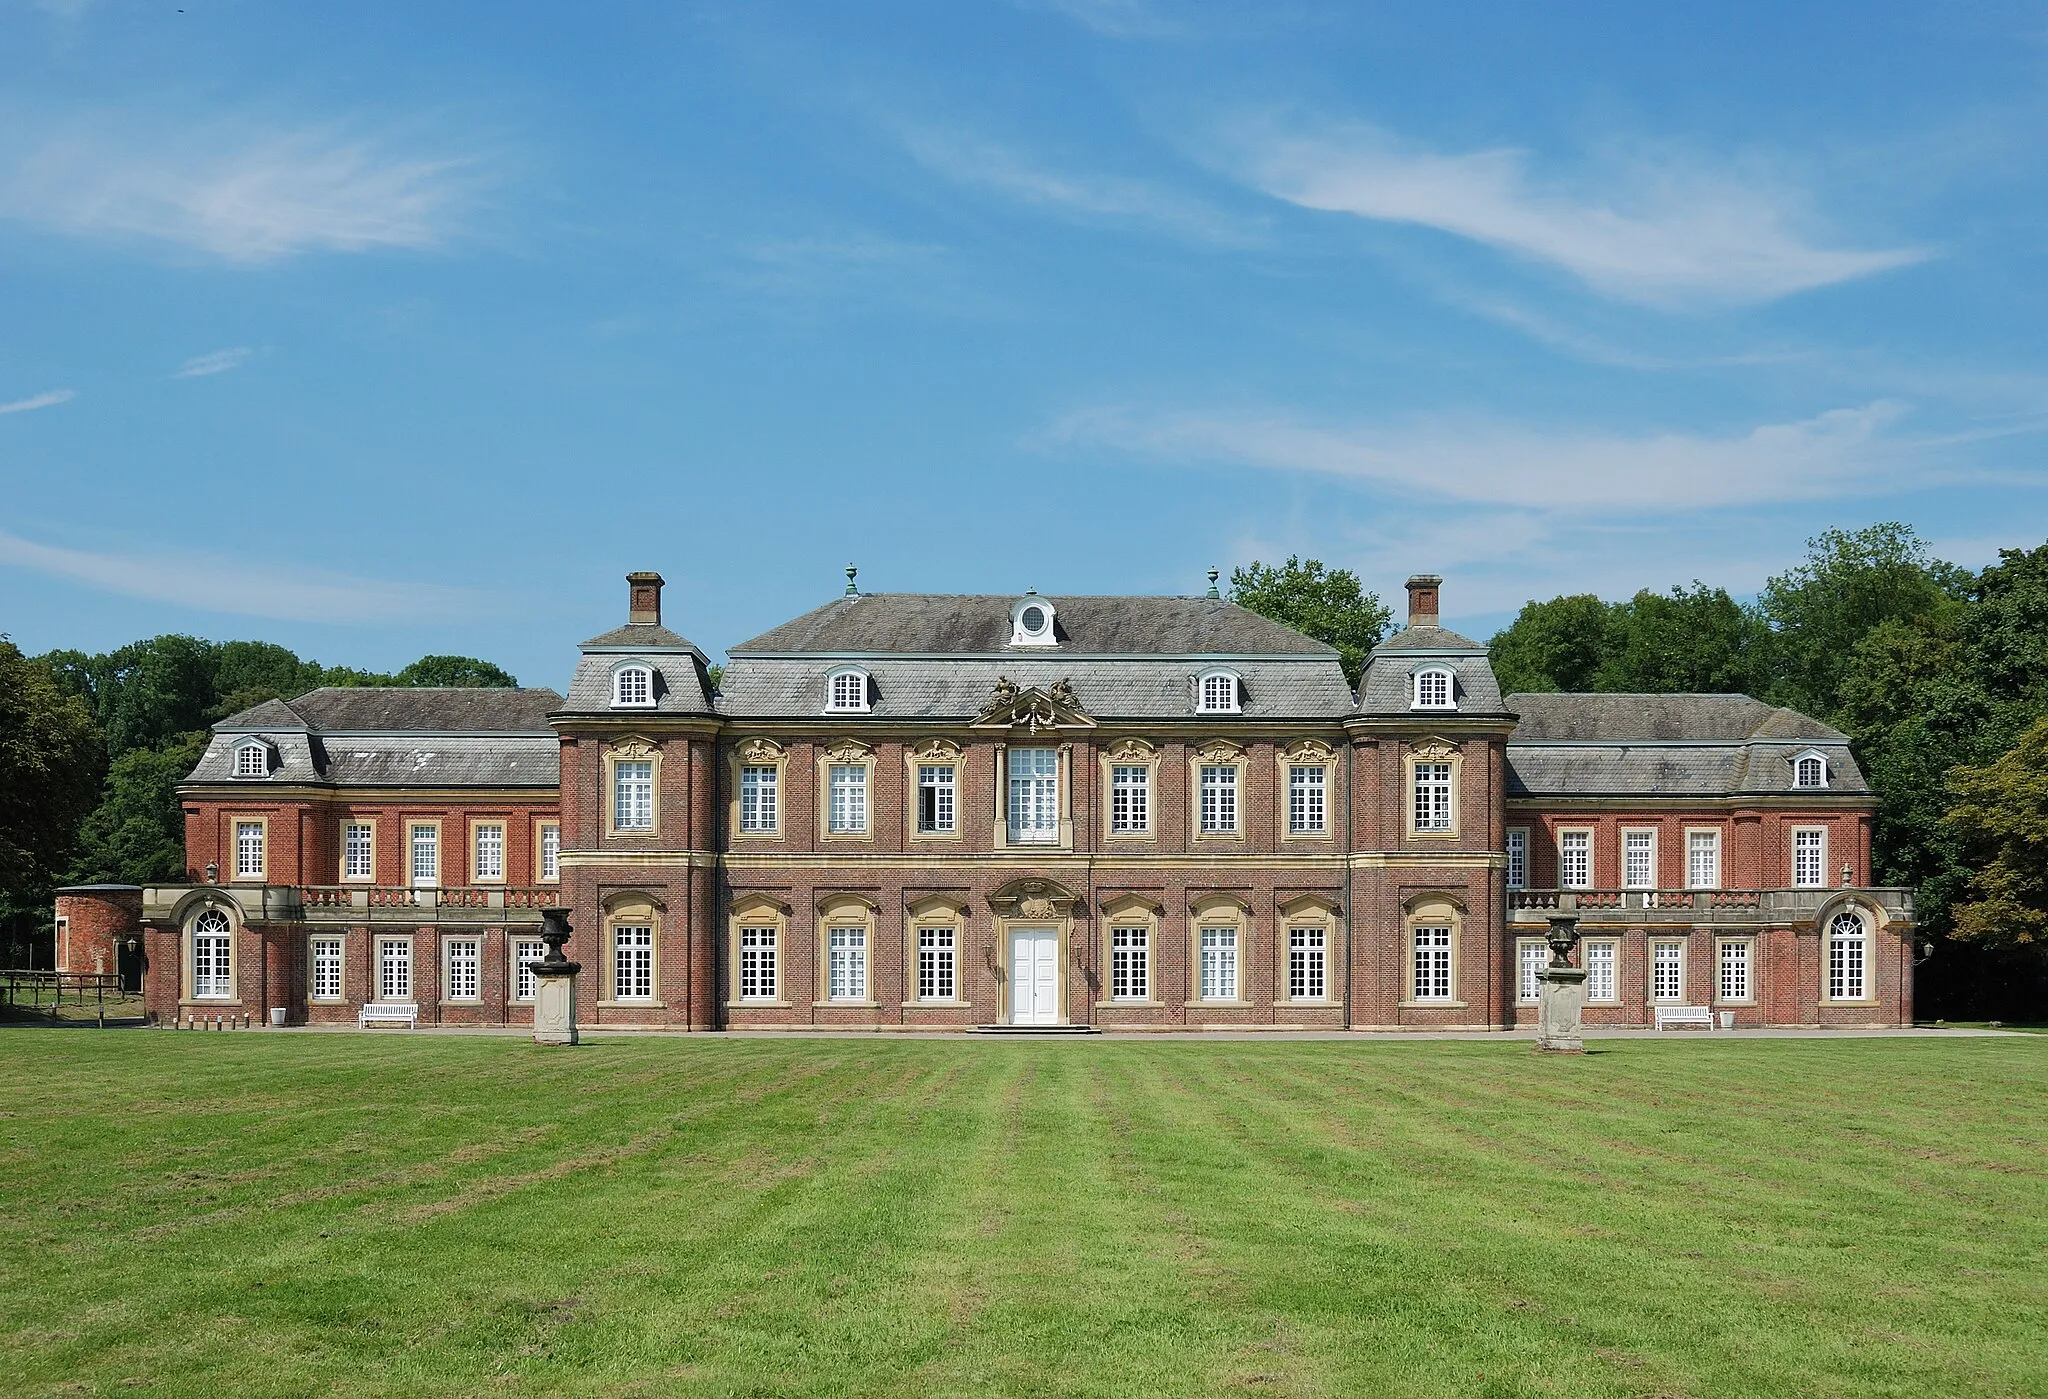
970;677;1096;732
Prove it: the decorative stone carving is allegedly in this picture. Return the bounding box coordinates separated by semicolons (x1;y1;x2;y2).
1105;737;1156;763
737;737;783;763
1048;678;1076;706
1195;739;1245;762
1019;898;1057;920
912;738;962;762
1413;737;1459;761
610;737;657;760
1281;738;1334;762
989;876;1079;917
973;679;1094;732
822;738;873;763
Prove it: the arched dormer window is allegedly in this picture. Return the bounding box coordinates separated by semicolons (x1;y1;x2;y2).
1010;595;1059;647
1412;666;1455;710
612;664;656;709
1196;669;1241;714
1793;750;1829;789
826;668;872;714
232;739;272;778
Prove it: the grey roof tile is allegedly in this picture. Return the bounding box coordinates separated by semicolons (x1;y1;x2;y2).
578;622;705;653
729;594;1336;657
270;687;562;733
1505;693;1847;743
215;697;307;729
1504;692;1867;797
562;652;715;716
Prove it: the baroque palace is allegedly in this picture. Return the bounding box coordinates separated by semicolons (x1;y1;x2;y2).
62;571;1916;1031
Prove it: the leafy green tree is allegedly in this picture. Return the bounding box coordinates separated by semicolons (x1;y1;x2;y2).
41;634;217;759
1229;557;1391;686
1598;584;1767;694
1947;716;2048;955
65;733;209;886
1487;594;1614;694
0;639;104;933
394;654;518;688
210;640;336;723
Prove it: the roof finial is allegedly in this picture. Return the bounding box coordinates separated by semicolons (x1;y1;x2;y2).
1205;567;1221;601
844;564;859;596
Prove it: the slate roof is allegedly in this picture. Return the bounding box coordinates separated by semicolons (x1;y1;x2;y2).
1504;693;1869;798
729;594;1338;657
1355;624;1509;716
579;622;704;653
560;620;716;717
189;687;562;788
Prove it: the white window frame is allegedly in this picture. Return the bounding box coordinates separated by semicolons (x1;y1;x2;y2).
377;937;412;1002
233;819;266;880
1199;763;1239;835
1288;925;1327;1001
1195;670;1241;714
614;759;655;831
538;823;560;883
1517;938;1549;1005
1793;751;1829;789
408;822;439;888
513;937;546;1002
1109;764;1150;835
916;764;956;834
1109;926;1149;1002
1412;762;1453;833
233;741;269;778
1287;764;1327;835
343;821;375;881
1007;747;1059;845
1558;829;1592;890
191;909;233;999
1584;939;1618;1004
1411;924;1454;1002
1198;925;1239;1002
828;763;869;835
445;937;481;1002
1622;829;1656;890
1010;597;1059;647
614;924;655;1002
1412;666;1455;710
1651;940;1685;1003
612;664;655;709
740;764;779;835
472;822;506;884
1686;828;1721;891
825;668;871;713
917;925;957;1002
1717;938;1753;1004
738;924;778;1002
1793;827;1828;889
311;936;343;1001
1827;910;1869;1001
827;925;868;1002
1504;828;1528;891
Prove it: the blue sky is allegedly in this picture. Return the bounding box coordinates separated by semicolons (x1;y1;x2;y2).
3;1;2045;688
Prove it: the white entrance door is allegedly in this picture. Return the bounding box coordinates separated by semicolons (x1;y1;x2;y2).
1009;928;1060;1025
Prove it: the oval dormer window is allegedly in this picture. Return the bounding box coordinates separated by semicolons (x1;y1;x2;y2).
613;664;655;708
1413;666;1455;710
1010;596;1058;647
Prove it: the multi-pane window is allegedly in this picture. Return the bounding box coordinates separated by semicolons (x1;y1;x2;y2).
740;765;778;834
828;671;868;712
1505;830;1528;891
1110;926;1149;1001
1289;926;1327;1000
192;910;232;998
311;937;342;1000
827;926;867;1001
1688;830;1720;890
1518;940;1549;1003
1719;940;1751;1002
1110;765;1150;834
1651;941;1684;1002
410;824;439;886
614;760;654;831
1585;940;1617;1002
1413;667;1453;709
473;824;505;882
234;743;267;777
917;765;956;834
343;822;374;880
614;924;654;1000
1794;829;1827;888
1198;673;1238;713
1199;764;1239;834
1199;926;1238;1001
1828;912;1867;1000
829;764;868;834
446;938;480;1000
378;938;412;1001
1623;830;1655;889
614;665;653;707
917;926;956;1001
1795;755;1827;788
1288;765;1326;835
539;824;560;882
1558;830;1591;889
514;938;546;1001
738;925;777;1001
1412;925;1453;1001
1412;763;1453;832
234;820;265;878
1008;748;1058;843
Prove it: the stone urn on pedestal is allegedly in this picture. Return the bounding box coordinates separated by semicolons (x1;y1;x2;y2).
531;908;581;1047
1536;911;1587;1054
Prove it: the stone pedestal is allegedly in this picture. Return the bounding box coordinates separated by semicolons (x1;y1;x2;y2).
533;968;578;1046
1536;967;1587;1053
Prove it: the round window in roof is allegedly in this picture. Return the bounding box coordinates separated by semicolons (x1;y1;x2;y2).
1020;605;1046;633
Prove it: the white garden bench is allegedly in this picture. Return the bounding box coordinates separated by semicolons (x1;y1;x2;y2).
359;1002;419;1029
1654;1004;1716;1031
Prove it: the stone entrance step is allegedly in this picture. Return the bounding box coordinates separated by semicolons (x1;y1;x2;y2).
967;1023;1101;1035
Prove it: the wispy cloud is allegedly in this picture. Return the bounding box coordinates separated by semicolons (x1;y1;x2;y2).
895;125;1259;246
1018;0;1187;37
172;347;252;379
1223;121;1926;307
0;530;486;623
0;115;491;261
0;388;75;415
1049;400;1921;513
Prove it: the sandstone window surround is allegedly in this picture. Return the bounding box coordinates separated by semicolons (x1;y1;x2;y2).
1516;936;1548;1005
512;936;546;1002
818;740;876;841
1402;895;1464;1008
906;739;963;843
1100;738;1159;840
1623;828;1657;890
1504;828;1529;891
1583;938;1619;1004
534;820;561;883
601;893;663;1008
470;820;507;884
408;820;440;888
342;820;376;882
1556;827;1593;890
310;935;344;1002
1826;906;1873;1004
816;894;879;1007
905;895;969;1006
376;935;413;1003
1716;937;1755;1005
187;906;236;1001
1188;893;1251;1006
1191;739;1247;841
1279;894;1339;1004
1651;939;1685;1003
1405;738;1462;840
1279;739;1335;841
1686;828;1722;891
1098;893;1163;1008
1793;826;1829;889
231;816;268;881
729;893;790;1007
604;737;662;839
444;935;482;1002
992;745;1071;851
730;737;787;839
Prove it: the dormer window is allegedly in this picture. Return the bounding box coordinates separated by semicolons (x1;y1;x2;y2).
232;740;271;778
827;669;871;713
1009;596;1059;647
612;664;655;709
1196;670;1241;714
1412;667;1455;710
1793;751;1829;789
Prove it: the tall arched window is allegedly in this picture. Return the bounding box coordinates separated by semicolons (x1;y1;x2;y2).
191;909;233;999
1413;667;1455;709
1827;910;1868;1001
613;664;655;708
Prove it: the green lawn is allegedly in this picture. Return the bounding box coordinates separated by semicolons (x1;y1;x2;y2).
2;1035;2044;1399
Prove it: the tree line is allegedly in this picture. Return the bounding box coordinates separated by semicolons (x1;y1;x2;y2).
0;636;514;961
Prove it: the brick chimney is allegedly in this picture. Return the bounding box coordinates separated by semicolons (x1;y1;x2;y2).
627;571;664;626
1405;574;1442;628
